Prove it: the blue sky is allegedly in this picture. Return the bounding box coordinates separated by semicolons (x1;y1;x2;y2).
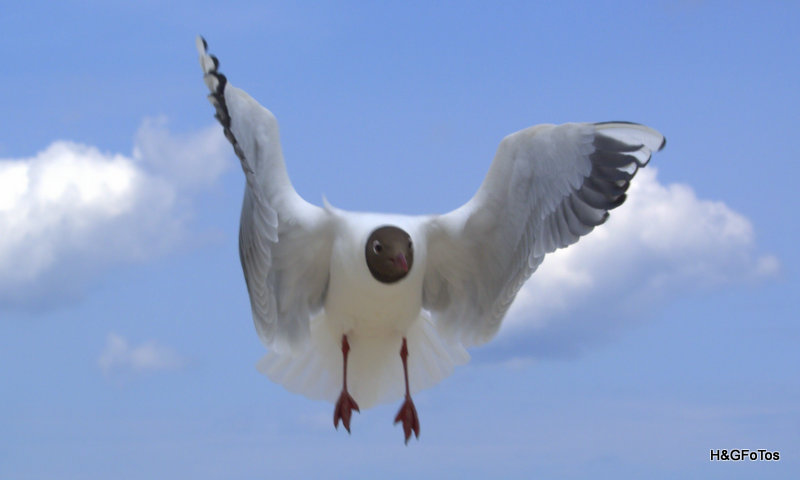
1;1;798;478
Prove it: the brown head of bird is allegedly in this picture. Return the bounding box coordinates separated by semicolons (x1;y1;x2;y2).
365;226;414;284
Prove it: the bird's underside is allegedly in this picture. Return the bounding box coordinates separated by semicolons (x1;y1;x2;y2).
196;36;666;444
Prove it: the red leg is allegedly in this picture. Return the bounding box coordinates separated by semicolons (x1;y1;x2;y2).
393;337;420;444
333;334;360;433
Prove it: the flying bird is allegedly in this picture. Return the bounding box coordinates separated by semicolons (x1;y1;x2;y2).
196;36;665;444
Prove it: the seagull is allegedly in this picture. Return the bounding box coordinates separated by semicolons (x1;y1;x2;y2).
196;36;665;444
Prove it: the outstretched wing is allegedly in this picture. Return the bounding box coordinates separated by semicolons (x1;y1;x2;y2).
197;37;334;353
422;122;665;346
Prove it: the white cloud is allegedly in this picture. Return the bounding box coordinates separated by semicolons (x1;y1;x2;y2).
499;168;778;356
133;116;229;190
0;119;229;308
98;333;186;375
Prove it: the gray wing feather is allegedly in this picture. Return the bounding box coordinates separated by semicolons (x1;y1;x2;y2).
197;37;333;353
423;122;665;346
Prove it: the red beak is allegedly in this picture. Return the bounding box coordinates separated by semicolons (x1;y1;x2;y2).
394;253;408;272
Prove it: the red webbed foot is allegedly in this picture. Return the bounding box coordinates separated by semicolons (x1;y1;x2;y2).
333;389;360;433
393;395;420;444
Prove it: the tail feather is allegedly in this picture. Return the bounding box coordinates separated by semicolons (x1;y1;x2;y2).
257;313;469;409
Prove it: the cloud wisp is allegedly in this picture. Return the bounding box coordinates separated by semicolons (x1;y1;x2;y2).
494;168;778;358
0;119;230;309
98;333;186;375
133;116;229;191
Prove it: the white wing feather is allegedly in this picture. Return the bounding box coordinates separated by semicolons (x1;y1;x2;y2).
423;122;665;346
197;37;334;353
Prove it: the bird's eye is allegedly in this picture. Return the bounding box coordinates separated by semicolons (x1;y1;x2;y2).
408;240;413;250
373;240;383;254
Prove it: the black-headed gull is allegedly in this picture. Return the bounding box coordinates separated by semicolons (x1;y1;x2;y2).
196;36;665;443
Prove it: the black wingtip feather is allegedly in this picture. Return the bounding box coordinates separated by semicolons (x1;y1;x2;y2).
594;121;666;153
584;175;629;199
215;111;230;127
223;127;236;144
594;164;634;183
594;120;641;127
569;195;607;227
214;73;227;94
577;185;626;210
198;38;248;165
593;134;644;154
591;150;642;169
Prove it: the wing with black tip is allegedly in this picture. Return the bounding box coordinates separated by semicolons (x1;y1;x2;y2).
197;36;335;352
422;121;665;346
